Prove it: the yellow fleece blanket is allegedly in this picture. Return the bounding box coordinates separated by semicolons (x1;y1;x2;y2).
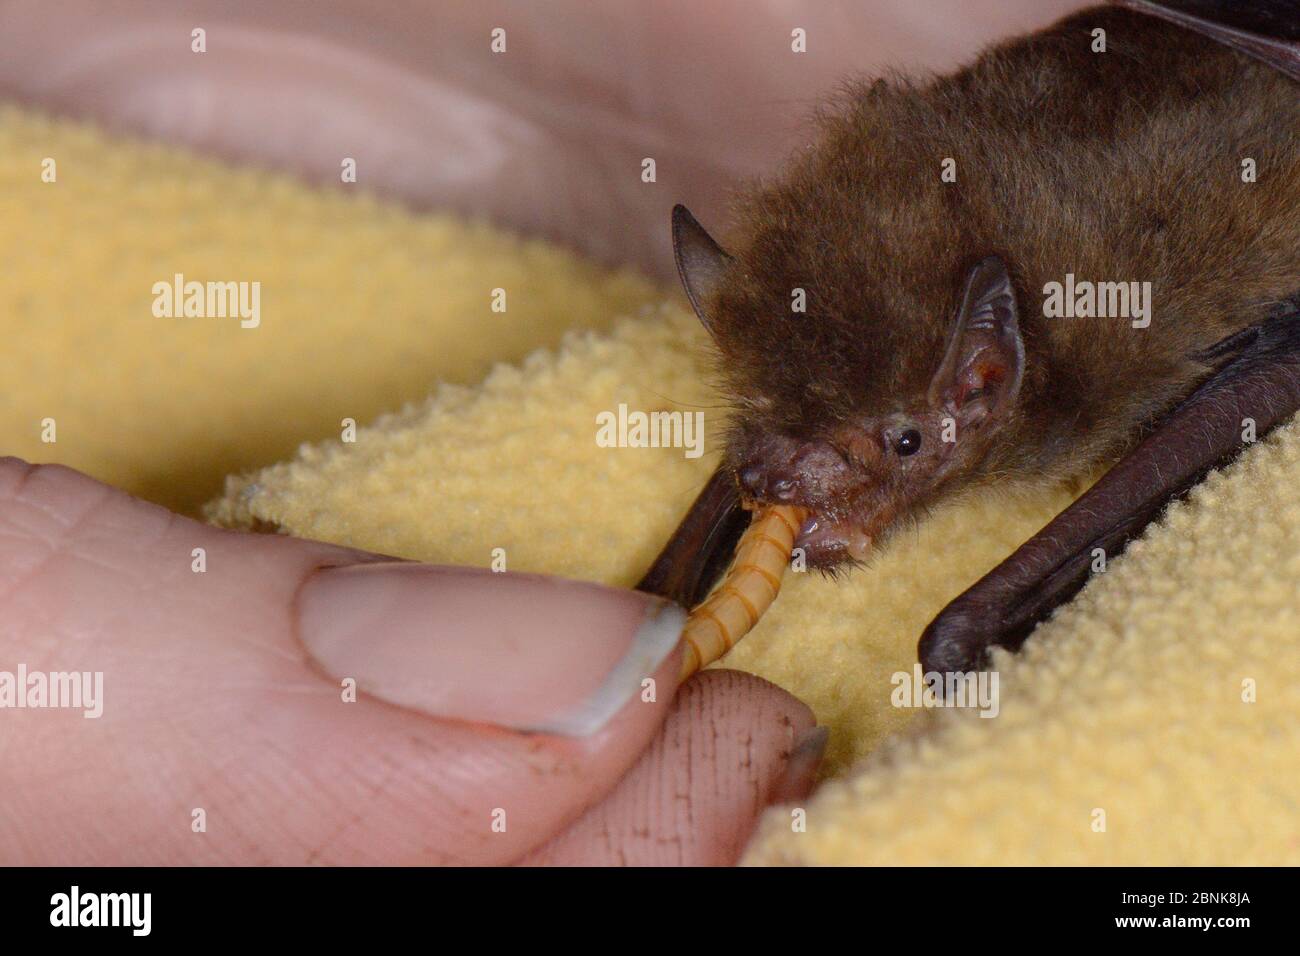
10;107;1298;864
0;106;661;515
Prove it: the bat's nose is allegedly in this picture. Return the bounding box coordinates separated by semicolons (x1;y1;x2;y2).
739;463;796;500
738;441;848;503
738;463;763;495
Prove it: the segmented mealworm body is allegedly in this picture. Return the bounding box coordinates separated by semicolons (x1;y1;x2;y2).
679;504;807;680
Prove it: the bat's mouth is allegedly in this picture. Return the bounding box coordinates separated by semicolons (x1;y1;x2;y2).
793;511;873;567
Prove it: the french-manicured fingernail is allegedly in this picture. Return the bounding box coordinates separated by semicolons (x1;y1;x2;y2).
296;563;685;736
768;726;829;805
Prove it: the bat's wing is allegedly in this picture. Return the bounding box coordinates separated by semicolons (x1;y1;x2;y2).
919;309;1300;675
922;3;1300;675
1114;0;1300;80
636;465;749;608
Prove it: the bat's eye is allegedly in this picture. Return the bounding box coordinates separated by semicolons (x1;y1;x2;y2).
893;429;923;456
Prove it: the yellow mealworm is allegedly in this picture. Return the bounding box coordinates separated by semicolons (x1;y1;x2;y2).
678;504;807;680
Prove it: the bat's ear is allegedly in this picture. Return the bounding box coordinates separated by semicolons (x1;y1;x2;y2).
672;204;732;337
927;255;1025;429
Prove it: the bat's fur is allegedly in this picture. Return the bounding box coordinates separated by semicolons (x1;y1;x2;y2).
701;7;1298;561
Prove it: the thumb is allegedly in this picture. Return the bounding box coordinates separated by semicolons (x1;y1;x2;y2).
0;459;691;863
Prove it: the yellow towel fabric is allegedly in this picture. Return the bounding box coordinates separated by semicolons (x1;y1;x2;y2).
207;306;1092;775
208;302;1300;865
8;105;1296;864
0;106;661;514
746;424;1300;865
207;230;1300;866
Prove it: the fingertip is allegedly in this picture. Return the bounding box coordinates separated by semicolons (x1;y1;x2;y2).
521;669;820;865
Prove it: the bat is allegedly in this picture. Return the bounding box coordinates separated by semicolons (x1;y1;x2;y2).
638;0;1300;677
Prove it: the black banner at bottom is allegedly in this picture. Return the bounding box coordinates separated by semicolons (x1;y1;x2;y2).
0;866;1285;941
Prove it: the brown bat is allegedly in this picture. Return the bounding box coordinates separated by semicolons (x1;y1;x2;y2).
638;0;1300;676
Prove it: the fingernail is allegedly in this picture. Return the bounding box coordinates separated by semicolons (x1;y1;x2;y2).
296;564;685;736
768;726;829;805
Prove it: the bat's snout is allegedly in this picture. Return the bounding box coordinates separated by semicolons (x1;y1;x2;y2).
737;439;854;508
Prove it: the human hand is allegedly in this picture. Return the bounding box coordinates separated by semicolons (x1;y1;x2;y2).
0;459;825;864
0;0;1089;279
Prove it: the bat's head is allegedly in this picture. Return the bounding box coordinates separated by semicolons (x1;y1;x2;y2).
672;204;1026;570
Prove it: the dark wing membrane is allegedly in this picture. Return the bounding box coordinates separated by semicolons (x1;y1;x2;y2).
1114;0;1300;79
636;465;748;608
920;307;1300;674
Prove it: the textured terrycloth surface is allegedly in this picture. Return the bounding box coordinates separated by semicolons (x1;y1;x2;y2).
10;105;1296;865
210;264;1300;867
208;306;1090;774
745;420;1300;864
0;105;660;514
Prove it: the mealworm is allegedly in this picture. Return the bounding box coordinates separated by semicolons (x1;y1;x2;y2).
678;504;807;680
